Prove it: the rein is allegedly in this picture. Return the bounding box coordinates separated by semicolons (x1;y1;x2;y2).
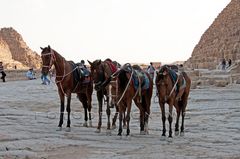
42;49;79;95
168;75;179;99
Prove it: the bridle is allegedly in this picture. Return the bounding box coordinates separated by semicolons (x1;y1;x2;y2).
157;66;179;102
93;63;106;88
41;49;56;70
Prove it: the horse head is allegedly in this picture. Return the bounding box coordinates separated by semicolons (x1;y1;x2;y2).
40;45;55;76
155;65;172;97
88;59;105;90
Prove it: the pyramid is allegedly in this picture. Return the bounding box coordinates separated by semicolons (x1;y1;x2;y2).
0;27;41;69
185;0;240;69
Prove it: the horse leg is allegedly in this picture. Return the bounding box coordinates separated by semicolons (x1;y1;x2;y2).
83;99;88;127
123;109;127;129
87;93;92;127
79;94;88;127
140;109;145;135
112;104;118;129
175;101;181;135
106;96;111;135
118;107;123;136
144;96;151;135
66;93;71;132
159;102;166;136
168;104;173;138
126;101;132;136
96;91;103;132
181;99;187;134
57;90;65;131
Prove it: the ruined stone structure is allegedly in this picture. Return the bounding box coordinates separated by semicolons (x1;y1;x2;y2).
185;0;240;69
0;27;41;69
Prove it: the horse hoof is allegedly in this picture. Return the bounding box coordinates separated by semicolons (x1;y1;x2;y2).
111;125;116;130
106;130;112;136
144;129;149;135
126;135;131;140
167;137;173;142
160;136;166;141
180;131;185;136
140;131;146;135
83;122;88;127
56;127;62;131
175;131;180;136
89;121;93;127
66;127;71;132
95;129;101;133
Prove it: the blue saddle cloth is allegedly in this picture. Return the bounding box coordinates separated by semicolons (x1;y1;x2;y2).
168;69;186;93
132;70;150;91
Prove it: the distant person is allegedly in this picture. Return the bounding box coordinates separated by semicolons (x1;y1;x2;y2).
77;60;87;68
178;64;184;72
0;61;6;82
147;62;155;79
41;73;50;85
14;65;17;69
26;68;36;80
228;59;232;68
222;58;226;70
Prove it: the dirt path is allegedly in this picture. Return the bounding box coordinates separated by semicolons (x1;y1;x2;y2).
0;80;240;158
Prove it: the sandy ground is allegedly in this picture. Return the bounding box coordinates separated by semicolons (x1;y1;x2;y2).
0;79;240;159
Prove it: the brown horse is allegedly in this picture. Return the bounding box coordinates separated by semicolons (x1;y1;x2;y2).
41;45;93;131
88;59;120;134
113;63;153;136
155;65;191;137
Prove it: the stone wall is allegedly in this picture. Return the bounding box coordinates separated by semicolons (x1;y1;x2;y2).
4;69;41;81
185;0;240;69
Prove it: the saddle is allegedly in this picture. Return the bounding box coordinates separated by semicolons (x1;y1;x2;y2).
168;69;186;93
69;61;91;85
122;64;150;91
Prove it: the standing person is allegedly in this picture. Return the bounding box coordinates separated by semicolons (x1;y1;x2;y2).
0;62;6;82
222;58;226;70
147;62;155;80
41;73;50;85
228;59;232;68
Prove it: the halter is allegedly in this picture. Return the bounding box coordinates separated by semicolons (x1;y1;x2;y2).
157;66;179;102
41;50;56;70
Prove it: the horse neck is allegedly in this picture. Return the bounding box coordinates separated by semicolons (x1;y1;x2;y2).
102;62;112;78
52;50;68;76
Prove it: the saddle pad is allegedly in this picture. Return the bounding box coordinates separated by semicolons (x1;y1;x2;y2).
132;70;150;90
105;60;117;73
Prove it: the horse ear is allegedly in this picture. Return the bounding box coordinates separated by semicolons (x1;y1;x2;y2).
48;45;51;50
87;60;93;66
97;60;101;65
40;47;44;50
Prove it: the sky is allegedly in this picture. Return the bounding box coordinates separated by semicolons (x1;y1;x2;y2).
0;0;231;64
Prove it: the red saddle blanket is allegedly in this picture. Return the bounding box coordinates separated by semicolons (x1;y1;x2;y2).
105;60;117;73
